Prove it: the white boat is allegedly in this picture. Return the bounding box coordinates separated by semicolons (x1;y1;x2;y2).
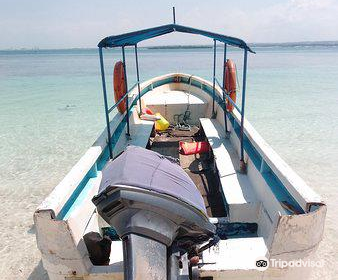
34;15;326;280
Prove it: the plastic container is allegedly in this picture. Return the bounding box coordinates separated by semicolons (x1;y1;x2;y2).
141;107;155;115
155;113;170;131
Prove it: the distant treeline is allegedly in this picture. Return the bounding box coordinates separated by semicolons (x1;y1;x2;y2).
251;41;338;48
147;41;338;50
147;45;212;49
2;41;338;52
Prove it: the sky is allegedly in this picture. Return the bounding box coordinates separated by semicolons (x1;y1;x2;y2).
1;0;338;49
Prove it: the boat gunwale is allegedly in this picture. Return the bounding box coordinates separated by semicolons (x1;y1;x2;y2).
35;73;325;221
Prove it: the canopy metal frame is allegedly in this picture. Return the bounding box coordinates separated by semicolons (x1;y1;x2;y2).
98;9;252;171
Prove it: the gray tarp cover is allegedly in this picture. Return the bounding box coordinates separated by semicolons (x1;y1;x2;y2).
99;145;206;215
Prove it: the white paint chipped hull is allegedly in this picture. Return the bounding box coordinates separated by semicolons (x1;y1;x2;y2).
34;73;326;280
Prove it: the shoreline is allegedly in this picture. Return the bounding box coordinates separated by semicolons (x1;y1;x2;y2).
1;40;338;52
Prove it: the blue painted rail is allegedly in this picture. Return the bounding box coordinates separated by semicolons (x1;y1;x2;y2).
107;82;138;114
215;77;242;114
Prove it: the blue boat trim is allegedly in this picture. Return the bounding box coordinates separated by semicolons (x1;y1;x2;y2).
59;174;101;220
57;165;98;220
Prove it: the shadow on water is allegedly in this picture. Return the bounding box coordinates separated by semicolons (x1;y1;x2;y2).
28;260;49;280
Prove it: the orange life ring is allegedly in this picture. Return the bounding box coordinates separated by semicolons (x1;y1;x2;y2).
113;61;127;114
224;59;236;112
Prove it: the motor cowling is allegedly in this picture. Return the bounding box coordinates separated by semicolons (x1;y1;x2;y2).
92;146;215;280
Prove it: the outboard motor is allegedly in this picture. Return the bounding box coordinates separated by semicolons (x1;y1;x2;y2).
92;146;215;280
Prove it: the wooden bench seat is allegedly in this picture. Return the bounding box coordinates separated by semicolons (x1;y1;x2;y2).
113;109;154;155
199;118;260;222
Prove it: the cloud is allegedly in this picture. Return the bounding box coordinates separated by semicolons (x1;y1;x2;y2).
183;0;338;43
234;0;338;42
0;0;338;48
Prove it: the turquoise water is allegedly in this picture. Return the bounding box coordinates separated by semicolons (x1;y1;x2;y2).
0;47;337;279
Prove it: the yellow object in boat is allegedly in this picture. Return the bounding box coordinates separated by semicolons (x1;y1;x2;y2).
155;113;169;131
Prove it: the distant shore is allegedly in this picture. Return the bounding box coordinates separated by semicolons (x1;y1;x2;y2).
148;41;338;50
251;41;338;47
147;45;212;49
1;41;338;52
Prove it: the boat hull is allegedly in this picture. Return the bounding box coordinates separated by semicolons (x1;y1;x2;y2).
34;73;326;280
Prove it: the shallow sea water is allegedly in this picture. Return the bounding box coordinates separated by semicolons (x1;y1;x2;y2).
0;47;337;279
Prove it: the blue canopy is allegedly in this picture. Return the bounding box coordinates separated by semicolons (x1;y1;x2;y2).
98;24;254;53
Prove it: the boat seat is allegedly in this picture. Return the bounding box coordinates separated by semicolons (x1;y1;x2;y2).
199;118;260;222
200;237;268;278
113;109;154;155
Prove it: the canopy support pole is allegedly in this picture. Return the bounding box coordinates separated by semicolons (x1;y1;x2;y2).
122;46;130;137
222;43;228;133
240;49;248;173
212;39;217;118
172;7;176;24
134;44;142;114
99;47;113;159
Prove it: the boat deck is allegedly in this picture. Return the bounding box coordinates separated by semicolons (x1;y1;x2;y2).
149;126;226;217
